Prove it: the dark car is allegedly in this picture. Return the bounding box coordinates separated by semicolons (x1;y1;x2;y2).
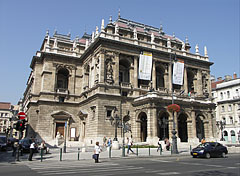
191;142;228;159
19;138;38;153
0;136;7;151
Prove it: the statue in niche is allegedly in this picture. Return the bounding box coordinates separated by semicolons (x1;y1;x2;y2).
106;59;113;84
95;58;99;83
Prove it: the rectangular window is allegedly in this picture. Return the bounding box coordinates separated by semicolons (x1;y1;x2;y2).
228;105;232;112
221;106;225;112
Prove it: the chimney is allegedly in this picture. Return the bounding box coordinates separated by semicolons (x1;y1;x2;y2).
224;75;232;81
217;77;222;81
233;72;237;79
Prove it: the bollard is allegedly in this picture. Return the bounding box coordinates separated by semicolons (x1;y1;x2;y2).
171;146;172;155
78;148;80;161
136;145;138;156
60;148;62;161
41;149;43;162
190;145;192;152
160;145;162;155
149;146;151;156
122;145;125;157
16;147;20;161
109;146;111;158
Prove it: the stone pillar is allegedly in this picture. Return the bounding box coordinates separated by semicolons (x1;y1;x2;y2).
152;60;156;90
99;50;105;83
69;68;76;94
168;112;173;138
203;120;209;139
168;63;172;92
114;52;120;85
152;108;158;138
133;56;138;88
191;111;197;138
197;70;202;96
193;75;198;95
207;112;214;138
183;67;188;94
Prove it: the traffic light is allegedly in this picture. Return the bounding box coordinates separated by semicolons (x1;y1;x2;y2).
13;121;20;131
19;120;25;131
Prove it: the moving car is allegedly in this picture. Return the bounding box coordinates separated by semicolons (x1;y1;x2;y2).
191;142;228;159
0;136;7;151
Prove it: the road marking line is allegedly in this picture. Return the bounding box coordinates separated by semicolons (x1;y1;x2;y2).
157;172;180;175
40;167;144;175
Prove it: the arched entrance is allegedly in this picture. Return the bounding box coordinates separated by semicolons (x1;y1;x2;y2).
231;130;236;143
157;111;169;140
196;115;205;142
223;131;228;142
138;112;147;142
178;113;188;142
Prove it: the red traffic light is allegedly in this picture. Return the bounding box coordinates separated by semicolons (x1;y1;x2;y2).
18;112;26;120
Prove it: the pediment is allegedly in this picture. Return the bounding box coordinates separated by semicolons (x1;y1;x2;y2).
51;111;72;120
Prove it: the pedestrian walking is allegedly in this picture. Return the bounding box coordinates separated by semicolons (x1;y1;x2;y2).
164;138;170;151
157;138;162;152
28;139;36;161
93;141;102;163
127;137;134;154
12;141;18;157
103;136;107;147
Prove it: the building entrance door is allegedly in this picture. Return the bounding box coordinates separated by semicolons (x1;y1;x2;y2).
178;113;188;142
56;123;65;137
138;112;147;142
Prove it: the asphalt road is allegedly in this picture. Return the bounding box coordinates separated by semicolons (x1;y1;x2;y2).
0;153;239;176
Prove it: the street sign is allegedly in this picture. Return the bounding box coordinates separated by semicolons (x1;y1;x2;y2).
18;112;26;120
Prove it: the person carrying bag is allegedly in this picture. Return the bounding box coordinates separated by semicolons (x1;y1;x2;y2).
93;141;101;163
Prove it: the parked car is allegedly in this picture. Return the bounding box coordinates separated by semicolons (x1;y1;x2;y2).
19;138;38;153
191;142;228;159
0;136;7;151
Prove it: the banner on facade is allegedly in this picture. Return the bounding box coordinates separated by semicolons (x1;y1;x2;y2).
173;60;184;85
138;51;152;80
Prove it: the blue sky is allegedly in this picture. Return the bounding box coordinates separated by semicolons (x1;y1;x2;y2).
0;0;239;105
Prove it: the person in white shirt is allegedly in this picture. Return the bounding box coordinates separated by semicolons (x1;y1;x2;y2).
28;139;36;161
127;137;134;154
94;142;101;163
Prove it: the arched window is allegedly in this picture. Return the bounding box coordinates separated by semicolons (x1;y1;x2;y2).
220;92;223;99
229;116;233;124
230;130;235;136
187;70;194;93
156;65;164;89
56;68;69;90
119;58;130;84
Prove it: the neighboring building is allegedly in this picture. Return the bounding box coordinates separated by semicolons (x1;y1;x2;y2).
22;15;216;146
0;102;19;137
212;73;240;143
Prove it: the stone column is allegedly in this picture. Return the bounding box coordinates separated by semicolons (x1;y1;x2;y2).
152;60;156;90
168;112;173;138
152;108;158;138
114;52;120;85
133;56;138;88
191;111;197;138
183;67;188;94
207;112;214;138
168;63;172;92
193;75;198;95
197;70;202;96
99;50;105;83
203;120;209;139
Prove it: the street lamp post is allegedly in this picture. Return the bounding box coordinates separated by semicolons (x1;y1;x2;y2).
216;120;226;141
170;53;178;154
109;109;121;141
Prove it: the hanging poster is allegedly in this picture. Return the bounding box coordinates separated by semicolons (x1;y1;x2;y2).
138;51;152;80
173;60;184;85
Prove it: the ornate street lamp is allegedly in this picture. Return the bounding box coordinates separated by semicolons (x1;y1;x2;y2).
109;108;121;141
158;117;168;140
170;53;179;154
216;120;226;141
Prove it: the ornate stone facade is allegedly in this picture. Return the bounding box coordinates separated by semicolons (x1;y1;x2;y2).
23;17;216;146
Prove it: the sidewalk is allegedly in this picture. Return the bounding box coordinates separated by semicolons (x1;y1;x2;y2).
30;146;191;162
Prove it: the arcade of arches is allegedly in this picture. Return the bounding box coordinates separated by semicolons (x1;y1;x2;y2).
133;109;214;144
